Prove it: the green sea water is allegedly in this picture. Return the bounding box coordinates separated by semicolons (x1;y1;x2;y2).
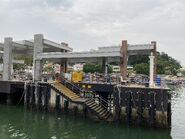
0;86;185;139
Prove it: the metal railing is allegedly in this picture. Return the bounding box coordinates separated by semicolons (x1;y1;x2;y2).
60;76;113;111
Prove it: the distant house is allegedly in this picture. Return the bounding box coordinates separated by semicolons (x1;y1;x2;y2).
177;67;185;77
73;64;83;71
112;66;120;72
112;65;133;73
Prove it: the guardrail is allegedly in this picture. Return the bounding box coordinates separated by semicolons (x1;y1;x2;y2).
60;77;113;111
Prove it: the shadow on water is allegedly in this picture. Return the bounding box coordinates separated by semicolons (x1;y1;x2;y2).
0;105;172;139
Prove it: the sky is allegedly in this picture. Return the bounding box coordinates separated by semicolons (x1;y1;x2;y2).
0;0;185;66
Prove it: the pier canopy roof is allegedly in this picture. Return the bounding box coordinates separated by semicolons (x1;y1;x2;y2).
0;38;72;55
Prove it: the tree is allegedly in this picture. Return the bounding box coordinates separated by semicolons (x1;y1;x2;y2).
83;63;96;73
128;55;149;66
13;54;33;70
133;63;149;75
156;52;181;75
129;52;181;75
83;63;112;73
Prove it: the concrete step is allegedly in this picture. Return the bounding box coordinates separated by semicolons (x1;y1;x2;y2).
93;105;102;112
90;104;99;110
104;113;111;120
85;99;93;103
99;109;107;116
86;101;95;106
88;102;97;107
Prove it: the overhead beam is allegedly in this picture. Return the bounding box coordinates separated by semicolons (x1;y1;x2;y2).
36;51;121;60
43;39;73;52
98;44;154;52
12;41;28;49
128;44;154;51
128;50;151;55
16;40;34;47
12;59;24;64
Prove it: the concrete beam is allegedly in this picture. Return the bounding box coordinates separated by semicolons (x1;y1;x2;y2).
128;44;154;51
128;50;151;55
3;37;13;81
36;51;121;60
98;44;154;52
12;42;27;49
12;60;24;64
22;40;34;47
68;57;103;63
43;39;73;52
12;49;33;54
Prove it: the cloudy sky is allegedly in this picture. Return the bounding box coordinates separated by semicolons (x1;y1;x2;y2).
0;0;185;65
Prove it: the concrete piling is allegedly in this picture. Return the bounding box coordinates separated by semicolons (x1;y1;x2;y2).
55;93;61;113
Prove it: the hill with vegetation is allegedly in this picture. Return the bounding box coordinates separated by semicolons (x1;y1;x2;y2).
128;52;181;75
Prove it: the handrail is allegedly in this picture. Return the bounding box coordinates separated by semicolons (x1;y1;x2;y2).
61;77;83;95
60;77;113;111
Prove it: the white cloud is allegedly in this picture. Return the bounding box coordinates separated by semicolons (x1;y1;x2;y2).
0;0;185;65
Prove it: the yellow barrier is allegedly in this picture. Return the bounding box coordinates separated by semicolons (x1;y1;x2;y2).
71;71;83;82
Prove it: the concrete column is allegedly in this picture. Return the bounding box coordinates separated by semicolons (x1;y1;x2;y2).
60;59;68;75
102;57;108;74
149;52;155;87
33;34;44;81
120;40;128;80
3;37;13;81
64;59;68;73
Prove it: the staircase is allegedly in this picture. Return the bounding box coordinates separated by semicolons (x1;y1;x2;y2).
50;81;81;101
85;99;112;120
49;79;112;121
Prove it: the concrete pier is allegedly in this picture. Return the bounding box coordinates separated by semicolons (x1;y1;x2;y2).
0;80;171;128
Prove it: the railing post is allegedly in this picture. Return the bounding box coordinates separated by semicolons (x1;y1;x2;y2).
100;97;102;106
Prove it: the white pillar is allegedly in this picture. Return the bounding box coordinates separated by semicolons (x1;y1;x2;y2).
11;64;13;76
105;61;108;75
102;57;108;75
33;34;44;81
3;37;13;81
149;53;155;87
